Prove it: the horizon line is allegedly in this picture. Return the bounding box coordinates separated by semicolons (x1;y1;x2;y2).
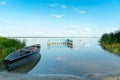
5;36;100;38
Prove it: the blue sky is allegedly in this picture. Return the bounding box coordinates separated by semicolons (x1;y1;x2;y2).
0;0;120;37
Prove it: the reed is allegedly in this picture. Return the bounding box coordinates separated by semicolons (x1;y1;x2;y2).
0;37;26;66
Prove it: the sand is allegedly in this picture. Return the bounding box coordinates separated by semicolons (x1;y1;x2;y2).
1;72;120;80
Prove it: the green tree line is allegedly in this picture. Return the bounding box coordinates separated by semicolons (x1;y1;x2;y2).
100;31;120;55
100;31;120;44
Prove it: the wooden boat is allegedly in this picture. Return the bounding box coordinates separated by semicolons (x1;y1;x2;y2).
4;44;40;71
66;39;73;45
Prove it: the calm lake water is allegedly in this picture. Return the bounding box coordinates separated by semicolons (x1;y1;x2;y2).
14;38;120;77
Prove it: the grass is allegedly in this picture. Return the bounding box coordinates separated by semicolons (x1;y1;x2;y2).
0;37;26;66
100;43;120;55
100;31;120;55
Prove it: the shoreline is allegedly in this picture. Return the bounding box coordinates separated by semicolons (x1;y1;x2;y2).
1;72;120;80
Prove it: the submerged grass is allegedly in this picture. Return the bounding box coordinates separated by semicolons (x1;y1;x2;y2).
0;37;26;66
100;43;120;55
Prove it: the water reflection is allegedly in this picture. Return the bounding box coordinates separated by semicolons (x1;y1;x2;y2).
100;44;120;56
47;39;73;49
10;53;41;73
16;38;120;77
79;38;91;47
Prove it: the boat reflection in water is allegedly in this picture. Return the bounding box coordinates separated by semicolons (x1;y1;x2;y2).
10;54;41;73
47;39;73;49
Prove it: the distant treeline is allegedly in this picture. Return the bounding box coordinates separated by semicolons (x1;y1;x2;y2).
100;31;120;44
0;37;26;66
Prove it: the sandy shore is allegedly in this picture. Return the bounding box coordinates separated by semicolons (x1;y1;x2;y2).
104;77;120;80
1;72;120;80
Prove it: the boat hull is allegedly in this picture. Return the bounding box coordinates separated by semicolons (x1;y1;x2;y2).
10;53;41;73
4;44;40;71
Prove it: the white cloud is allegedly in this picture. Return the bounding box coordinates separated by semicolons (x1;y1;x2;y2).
35;31;43;34
49;3;58;7
84;28;91;32
106;27;119;33
63;31;78;37
78;10;87;14
50;4;56;7
0;1;6;5
111;27;119;32
67;25;80;28
50;3;67;9
61;5;67;9
52;15;64;19
0;18;8;23
64;31;78;34
8;26;16;29
73;8;87;14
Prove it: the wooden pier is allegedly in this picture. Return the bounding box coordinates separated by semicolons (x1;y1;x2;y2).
47;39;73;49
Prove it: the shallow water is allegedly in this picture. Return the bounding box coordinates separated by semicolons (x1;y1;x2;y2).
10;38;120;77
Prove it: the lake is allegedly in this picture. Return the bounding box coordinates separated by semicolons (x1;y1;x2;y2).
13;38;120;77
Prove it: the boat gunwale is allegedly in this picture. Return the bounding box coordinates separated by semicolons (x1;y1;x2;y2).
4;44;40;63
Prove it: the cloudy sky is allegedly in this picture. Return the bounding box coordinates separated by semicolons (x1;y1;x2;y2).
0;0;120;37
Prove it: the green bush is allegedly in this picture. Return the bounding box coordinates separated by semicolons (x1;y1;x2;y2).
100;31;120;55
100;31;120;44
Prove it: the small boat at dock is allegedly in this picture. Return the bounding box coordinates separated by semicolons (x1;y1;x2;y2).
48;39;73;45
66;39;73;45
4;44;40;71
47;39;73;49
